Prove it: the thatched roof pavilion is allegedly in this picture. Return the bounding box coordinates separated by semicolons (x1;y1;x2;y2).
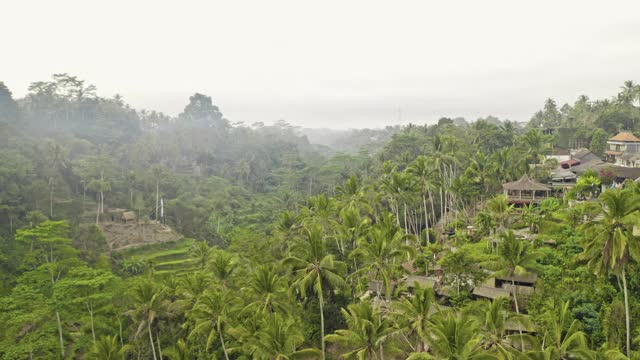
502;175;552;204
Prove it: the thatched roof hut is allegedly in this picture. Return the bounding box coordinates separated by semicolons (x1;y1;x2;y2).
121;211;136;223
503;175;552;204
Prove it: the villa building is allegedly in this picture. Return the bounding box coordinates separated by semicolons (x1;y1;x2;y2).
605;131;640;167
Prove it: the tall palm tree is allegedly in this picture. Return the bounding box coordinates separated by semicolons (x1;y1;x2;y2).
242;264;290;315
208;250;238;288
538;300;592;359
330;206;370;257
350;216;413;298
325;301;400;359
125;280;166;360
164;338;193;360
283;224;347;360
466;299;534;355
407;155;438;243
189;240;213;269
487;195;513;232
580;189;640;357
188;288;234;360
408;310;497;360
495;230;539;347
390;283;436;352
87;335;131;360
248;313;321;360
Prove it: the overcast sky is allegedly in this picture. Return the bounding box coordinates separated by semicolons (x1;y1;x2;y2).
2;0;640;129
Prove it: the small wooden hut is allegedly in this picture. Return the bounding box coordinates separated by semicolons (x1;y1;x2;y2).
121;211;137;224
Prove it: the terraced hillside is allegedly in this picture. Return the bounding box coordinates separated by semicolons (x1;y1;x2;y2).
118;239;197;275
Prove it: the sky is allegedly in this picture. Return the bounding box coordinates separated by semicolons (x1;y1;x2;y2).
2;0;640;129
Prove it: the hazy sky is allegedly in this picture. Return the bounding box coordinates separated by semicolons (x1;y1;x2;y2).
2;0;640;129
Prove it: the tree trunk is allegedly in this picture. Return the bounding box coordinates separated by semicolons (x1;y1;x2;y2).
423;195;430;244
318;280;326;360
156;330;163;360
88;302;95;341
50;181;54;218
218;321;230;360
148;323;158;360
621;268;631;358
155;181;159;222
95;193;100;225
56;311;65;358
512;279;524;352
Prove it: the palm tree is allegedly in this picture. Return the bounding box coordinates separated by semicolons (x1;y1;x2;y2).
189;240;213;269
164;339;193;360
283;224;347;360
408;310;497;360
188;288;233;360
248;313;321;359
617;80;639;106
407;155;438;243
495;230;539;348
538;300;592;359
580;189;640;357
466;299;534;355
325;301;400;359
87;335;131;360
390;283;436;352
125;280;166;360
242;264;290;315
350;215;413;298
487;195;513;232
208;250;238;288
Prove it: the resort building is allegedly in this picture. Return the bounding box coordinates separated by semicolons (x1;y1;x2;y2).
502;175;552;205
605;131;640;167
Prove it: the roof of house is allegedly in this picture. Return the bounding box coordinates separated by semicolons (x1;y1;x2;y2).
572;149;600;162
472;286;511;300
496;273;538;284
502;175;552;191
569;160;607;175
121;211;136;220
403;275;437;289
612;166;640;180
551;169;577;180
560;159;580;167
609;131;640;142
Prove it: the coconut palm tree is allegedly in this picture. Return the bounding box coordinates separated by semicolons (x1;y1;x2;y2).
390;283;436;352
494;230;539;349
580;189;640;357
325;301;400;359
487;195;513;232
350;215;413;298
283;224;347;360
87;335;131;360
407;156;438;240
125;280;166;360
330;205;370;257
537;300;592;359
466;299;534;355
408;310;497;360
164;338;193;360
188;288;234;360
241;264;290;315
208;250;238;288
189;241;213;270
247;313;321;359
